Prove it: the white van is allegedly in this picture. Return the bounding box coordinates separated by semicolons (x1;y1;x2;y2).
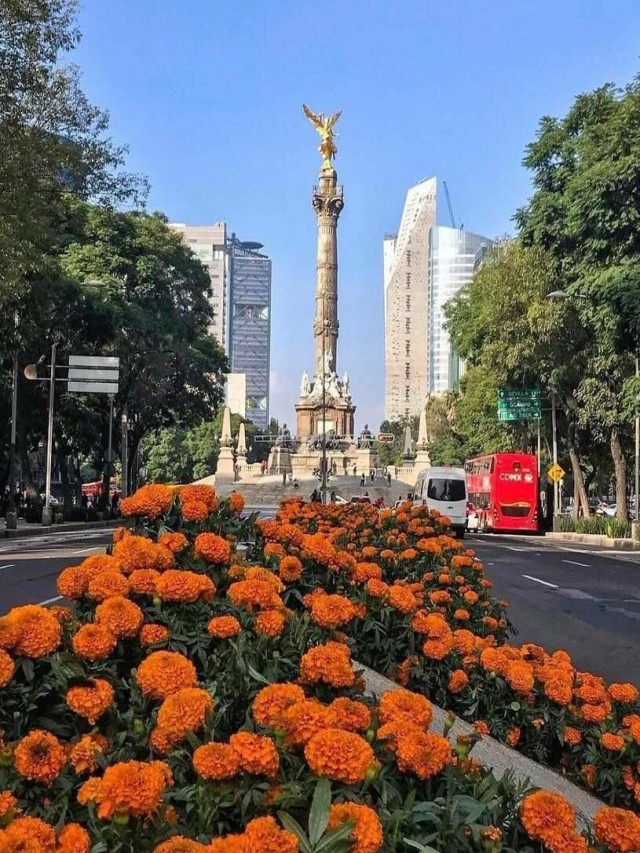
413;467;468;538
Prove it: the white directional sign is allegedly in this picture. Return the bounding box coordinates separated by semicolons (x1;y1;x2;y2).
68;356;120;394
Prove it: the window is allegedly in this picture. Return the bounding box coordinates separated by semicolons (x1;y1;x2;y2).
427;479;466;501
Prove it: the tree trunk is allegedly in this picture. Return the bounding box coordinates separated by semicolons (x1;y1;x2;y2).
610;426;628;520
568;446;590;517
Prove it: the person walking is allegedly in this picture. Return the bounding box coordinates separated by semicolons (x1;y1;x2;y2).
387;471;392;486
330;490;337;502
282;471;287;487
352;463;357;477
360;473;365;487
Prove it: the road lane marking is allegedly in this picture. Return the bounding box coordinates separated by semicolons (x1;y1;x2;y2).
0;564;15;571
563;559;590;567
505;546;527;552
38;595;63;606
72;546;103;555
522;574;559;589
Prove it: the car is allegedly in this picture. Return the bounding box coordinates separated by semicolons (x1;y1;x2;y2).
40;494;60;506
333;495;348;504
350;495;372;504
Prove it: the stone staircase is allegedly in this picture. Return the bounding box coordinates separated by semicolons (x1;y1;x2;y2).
199;473;414;507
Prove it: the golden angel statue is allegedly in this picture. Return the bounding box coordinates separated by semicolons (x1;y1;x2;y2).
303;104;342;169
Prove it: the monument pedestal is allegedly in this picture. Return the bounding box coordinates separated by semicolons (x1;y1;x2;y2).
216;446;236;483
295;396;355;442
415;449;431;473
355;448;379;478
268;446;292;475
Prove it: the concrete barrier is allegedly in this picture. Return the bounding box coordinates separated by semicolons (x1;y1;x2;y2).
546;531;640;550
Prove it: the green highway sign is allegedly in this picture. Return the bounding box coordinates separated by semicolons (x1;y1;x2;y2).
497;388;541;421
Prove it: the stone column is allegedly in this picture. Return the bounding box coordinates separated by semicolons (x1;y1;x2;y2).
312;168;344;378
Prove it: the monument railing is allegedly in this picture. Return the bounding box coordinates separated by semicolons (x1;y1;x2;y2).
312;184;343;198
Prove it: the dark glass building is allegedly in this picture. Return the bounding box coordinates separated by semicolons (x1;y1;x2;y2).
227;236;272;430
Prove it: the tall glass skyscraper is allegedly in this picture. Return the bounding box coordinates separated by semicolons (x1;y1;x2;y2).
384;178;492;419
428;227;491;393
228;237;272;430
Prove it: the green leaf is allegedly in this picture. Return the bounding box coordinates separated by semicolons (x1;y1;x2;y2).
315;821;355;852
278;812;312;853
308;778;332;846
246;664;272;685
403;841;439;853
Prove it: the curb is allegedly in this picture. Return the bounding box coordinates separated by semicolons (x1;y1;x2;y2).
359;663;603;829
2;520;122;539
547;531;640;550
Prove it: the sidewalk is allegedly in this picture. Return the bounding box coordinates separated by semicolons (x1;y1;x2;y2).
2;517;122;539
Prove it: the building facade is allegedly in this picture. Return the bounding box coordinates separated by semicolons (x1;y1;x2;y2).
383;178;437;421
228;237;271;430
384;178;492;420
169;221;228;348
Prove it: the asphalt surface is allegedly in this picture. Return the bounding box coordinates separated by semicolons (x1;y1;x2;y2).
2;521;638;688
468;534;640;686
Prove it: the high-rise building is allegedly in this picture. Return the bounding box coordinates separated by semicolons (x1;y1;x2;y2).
228;236;271;430
169;221;228;348
383;178;437;421
384;178;492;420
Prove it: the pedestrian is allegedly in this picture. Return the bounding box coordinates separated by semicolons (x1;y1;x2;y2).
293;478;300;490
81;493;88;509
360;473;365;487
282;471;286;487
352;463;357;477
288;471;293;484
387;471;392;486
332;461;337;476
111;492;119;515
330;490;337;502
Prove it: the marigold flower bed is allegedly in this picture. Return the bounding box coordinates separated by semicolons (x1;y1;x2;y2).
0;483;639;852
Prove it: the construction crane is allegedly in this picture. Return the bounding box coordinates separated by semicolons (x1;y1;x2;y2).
443;180;462;230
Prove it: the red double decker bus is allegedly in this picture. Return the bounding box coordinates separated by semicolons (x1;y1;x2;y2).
464;453;539;533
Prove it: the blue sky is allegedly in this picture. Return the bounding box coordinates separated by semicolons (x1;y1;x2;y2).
74;0;640;430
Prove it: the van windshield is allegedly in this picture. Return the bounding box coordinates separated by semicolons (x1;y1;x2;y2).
427;478;466;502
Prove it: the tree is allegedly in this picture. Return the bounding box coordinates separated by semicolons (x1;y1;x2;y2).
445;240;597;516
424;394;466;466
515;77;640;518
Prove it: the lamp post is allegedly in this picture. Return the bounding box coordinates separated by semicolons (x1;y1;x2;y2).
7;311;19;530
42;342;58;527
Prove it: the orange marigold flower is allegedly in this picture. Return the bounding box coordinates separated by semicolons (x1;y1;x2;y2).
155;688;215;749
328;802;384;853
0;789;18;821
69;734;108;775
609;683;640;705
453;629;476;655
207;615;242;639
113;533;172;573
474;721;490;737
181;484;219;512
601;732;626;752
136;651;197;700
229;731;280;777
14;729;66;786
252;683;306;729
429;590;452;606
264;542;286;560
255;609;287;637
66;678;115;724
140;623;170;647
593;806;640;853
563;726;582;746
129;568;162;595
448;669;469;694
301;532;337;567
228;579;283;611
120;484;173;518
0;816;57;850
387;584;420;613
379;689;433;729
193;742;240;781
520;791;576;842
311;593;357;629
480;647;509;677
281;698;332;747
57;822;91;853
95;595;144;638
327;697;372;732
581;702;610;725
154;837;210;852
244;815;298;853
87;570;130;601
506;727;521;747
355;562;383;583
72;623;117;662
463;590;479;605
194;532;231;564
279;555;303;582
228;491;245;514
181;500;210;521
506;661;535;696
6;604;61;658
57;566;89;599
544;675;573;706
396;730;452;780
366;578;389;599
454;608;470;621
305;728;376;785
582;763;597;789
80;759;173;820
300;641;355;688
0;649;15;688
158;532;189;553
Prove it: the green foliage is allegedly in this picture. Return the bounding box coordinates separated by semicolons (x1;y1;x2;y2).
553;514;631;539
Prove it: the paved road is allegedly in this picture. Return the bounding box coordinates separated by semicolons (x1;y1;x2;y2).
468;534;640;686
0;507;278;615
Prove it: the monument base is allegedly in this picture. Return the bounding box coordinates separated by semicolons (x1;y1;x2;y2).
268;446;292;475
414;449;431;473
216;446;236;483
354;447;380;479
295;397;355;442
